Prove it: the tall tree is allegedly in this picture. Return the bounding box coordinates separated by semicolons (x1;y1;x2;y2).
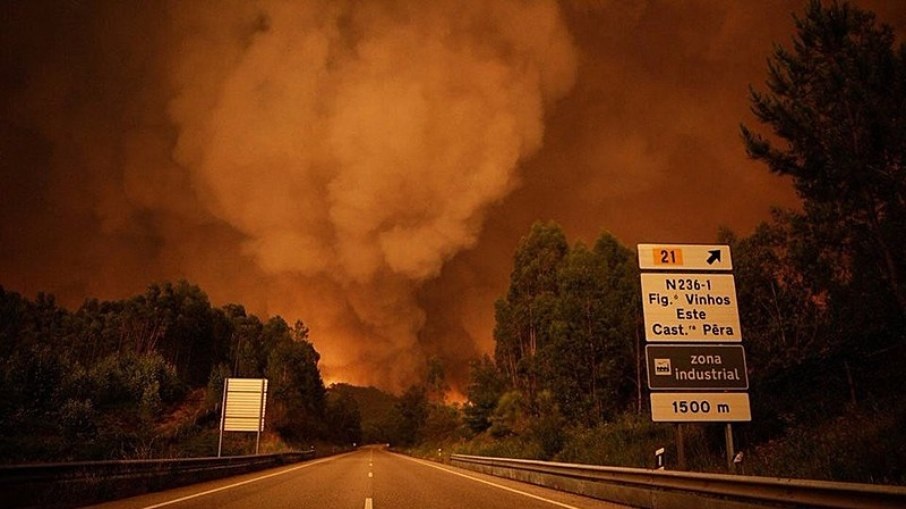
741;0;906;316
266;318;327;442
545;234;637;424
720;219;844;434
395;384;428;446
494;221;568;409
221;304;267;378
545;243;604;423
721;219;831;375
742;0;906;401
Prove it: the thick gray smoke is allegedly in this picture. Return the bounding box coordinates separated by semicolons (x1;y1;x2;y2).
166;0;577;388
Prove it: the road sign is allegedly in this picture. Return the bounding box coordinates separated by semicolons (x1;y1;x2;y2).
222;378;268;432
641;273;741;342
637;244;733;271
639;242;751;430
219;377;268;457
650;392;751;422
646;344;748;390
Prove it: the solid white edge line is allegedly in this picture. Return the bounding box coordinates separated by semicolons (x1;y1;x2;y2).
141;454;348;509
398;455;582;509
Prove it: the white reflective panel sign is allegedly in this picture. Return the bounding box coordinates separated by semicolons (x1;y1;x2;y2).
650;392;751;422
223;378;267;432
224;417;265;432
226;378;269;393
641;273;741;342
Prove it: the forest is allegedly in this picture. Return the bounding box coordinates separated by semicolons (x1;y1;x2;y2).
0;280;367;460
1;0;904;484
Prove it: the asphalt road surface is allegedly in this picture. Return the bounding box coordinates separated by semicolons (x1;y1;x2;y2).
87;446;630;509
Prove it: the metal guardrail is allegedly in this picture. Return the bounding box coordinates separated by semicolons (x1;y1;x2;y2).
451;453;906;509
0;450;315;508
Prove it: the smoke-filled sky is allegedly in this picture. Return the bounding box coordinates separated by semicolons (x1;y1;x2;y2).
3;1;906;394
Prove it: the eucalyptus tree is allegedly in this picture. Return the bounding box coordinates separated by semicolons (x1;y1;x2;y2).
741;0;906;402
494;221;568;410
742;0;906;317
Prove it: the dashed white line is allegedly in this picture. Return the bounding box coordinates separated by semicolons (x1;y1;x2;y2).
398;455;582;509
140;454;346;509
366;451;374;509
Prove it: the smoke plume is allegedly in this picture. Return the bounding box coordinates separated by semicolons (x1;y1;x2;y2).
5;1;906;394
165;1;575;388
1;0;576;390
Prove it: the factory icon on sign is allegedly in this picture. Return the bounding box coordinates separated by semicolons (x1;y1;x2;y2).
654;358;672;376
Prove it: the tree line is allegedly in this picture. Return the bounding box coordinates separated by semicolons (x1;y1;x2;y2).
0;278;459;463
0;281;361;461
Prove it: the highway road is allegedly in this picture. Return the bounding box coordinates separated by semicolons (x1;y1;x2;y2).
87;446;630;509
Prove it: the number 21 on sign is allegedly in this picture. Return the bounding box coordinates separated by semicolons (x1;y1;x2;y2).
654;247;684;266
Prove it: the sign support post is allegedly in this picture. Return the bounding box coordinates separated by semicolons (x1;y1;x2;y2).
218;378;228;458
725;423;735;472
256;378;266;455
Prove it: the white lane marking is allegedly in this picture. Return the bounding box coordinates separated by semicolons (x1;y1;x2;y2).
364;497;373;509
368;471;373;478
141;454;347;508
398;455;582;509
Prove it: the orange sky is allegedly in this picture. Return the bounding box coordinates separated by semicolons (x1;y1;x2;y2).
3;1;905;394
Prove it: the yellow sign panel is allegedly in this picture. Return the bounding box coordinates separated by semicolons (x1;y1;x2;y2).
641;273;741;342
226;378;269;393
223;417;265;432
638;244;733;271
650;392;751;422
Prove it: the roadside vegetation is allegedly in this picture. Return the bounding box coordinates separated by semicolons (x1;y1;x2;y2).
0;281;361;461
405;1;906;485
